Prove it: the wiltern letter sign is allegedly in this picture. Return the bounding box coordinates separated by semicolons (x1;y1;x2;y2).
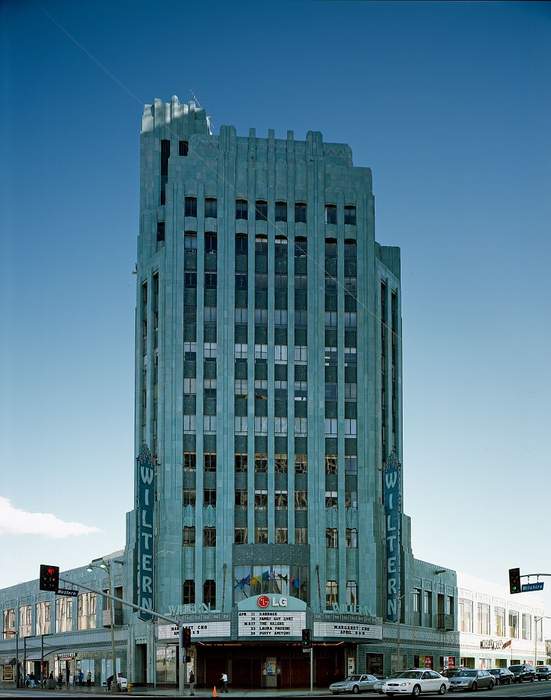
136;444;155;620
384;452;402;622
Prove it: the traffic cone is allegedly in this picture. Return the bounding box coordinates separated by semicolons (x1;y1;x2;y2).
212;685;217;697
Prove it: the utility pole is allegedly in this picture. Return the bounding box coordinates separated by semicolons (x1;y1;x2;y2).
309;646;313;693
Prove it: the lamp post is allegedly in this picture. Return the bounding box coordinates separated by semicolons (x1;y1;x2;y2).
534;616;550;669
87;558;124;693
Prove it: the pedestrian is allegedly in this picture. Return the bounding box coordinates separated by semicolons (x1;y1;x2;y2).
57;672;63;689
106;674;113;691
86;670;92;688
189;669;195;696
220;671;229;693
79;669;84;686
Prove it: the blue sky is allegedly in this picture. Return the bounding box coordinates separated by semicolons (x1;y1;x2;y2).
1;0;550;619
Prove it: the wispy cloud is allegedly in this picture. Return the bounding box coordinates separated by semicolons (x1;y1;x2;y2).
0;497;100;538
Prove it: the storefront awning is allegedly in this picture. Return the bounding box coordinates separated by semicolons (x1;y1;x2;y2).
25;654;43;661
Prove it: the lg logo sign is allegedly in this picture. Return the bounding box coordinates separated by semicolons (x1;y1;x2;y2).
256;595;288;608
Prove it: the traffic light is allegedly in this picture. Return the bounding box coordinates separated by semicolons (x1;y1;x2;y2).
182;626;192;649
509;567;521;594
39;565;59;592
302;628;311;647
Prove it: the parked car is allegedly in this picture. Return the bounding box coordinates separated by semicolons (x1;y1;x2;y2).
536;665;551;681
374;674;403;694
508;664;536;682
382;669;450;696
447;669;495;692
329;674;379;694
488;668;514;685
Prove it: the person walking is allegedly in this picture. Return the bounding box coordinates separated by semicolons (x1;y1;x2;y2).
220;671;229;693
189;669;195;696
86;670;92;689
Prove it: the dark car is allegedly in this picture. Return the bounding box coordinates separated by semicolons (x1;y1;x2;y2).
447;669;495;692
508;664;536;682
488;668;514;685
536;665;551;681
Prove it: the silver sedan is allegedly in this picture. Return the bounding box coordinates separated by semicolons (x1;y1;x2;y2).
330;674;380;694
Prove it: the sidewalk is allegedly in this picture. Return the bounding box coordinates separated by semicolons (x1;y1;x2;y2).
16;687;330;698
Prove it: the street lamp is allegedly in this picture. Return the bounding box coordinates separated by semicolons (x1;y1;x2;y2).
534;616;550;669
87;558;124;693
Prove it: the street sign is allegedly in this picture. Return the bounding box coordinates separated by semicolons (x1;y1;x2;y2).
56;588;78;597
521;582;544;592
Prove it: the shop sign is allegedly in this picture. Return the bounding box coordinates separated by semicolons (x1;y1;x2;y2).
443;656;455;669
157;622;231;640
480;639;504;650
136;444;155;621
424;657;433;668
57;653;76;660
383;452;402;622
237;594;306;612
238;611;306;637
167;603;220;615
313;621;383;640
2;665;14;682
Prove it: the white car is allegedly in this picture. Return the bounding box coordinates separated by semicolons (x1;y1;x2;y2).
382;669;450;696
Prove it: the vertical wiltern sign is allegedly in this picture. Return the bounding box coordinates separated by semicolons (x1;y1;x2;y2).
137;444;155;620
383;452;402;622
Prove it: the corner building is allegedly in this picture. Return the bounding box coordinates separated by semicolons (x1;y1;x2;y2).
126;97;459;688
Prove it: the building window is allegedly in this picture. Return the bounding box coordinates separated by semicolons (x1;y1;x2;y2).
255;490;268;509
345;456;357;474
295;202;307;223
183;489;196;507
203;453;216;472
255;453;267;472
508;610;519;638
325;455;338;474
19;604;32;637
521;613;531;640
295;527;308;544
204;527;216;546
326;580;338;609
156;221;165;243
185;196;197;217
183;580;195;604
236;199;248;220
179;140;188;156
78;592;97;630
477;602;490;635
35;601;51;636
275;454;288;473
235;490;248;507
56;597;73;633
275;491;288;509
205;231;217;254
346;528;358;548
235;454;248;472
326;528;338;548
295;454;307;474
494;606;505;637
255;527;268;544
205;197;217;219
345;491;357;509
275;201;287;222
346;581;358;609
235;527;247;544
459;598;473;633
275;528;288;544
344;205;356;225
2;609;15;639
183;527;195;545
325;204;337;224
204;580;216;608
325;491;338;508
184;452;196;471
295;491;308;510
204;489;217;507
255;200;268;221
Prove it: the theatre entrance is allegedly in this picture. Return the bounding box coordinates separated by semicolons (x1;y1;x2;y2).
196;642;347;689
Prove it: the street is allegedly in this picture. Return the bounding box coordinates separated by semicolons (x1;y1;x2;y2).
1;682;551;699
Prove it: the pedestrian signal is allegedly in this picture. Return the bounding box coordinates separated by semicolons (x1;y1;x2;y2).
39;565;59;592
302;628;311;647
